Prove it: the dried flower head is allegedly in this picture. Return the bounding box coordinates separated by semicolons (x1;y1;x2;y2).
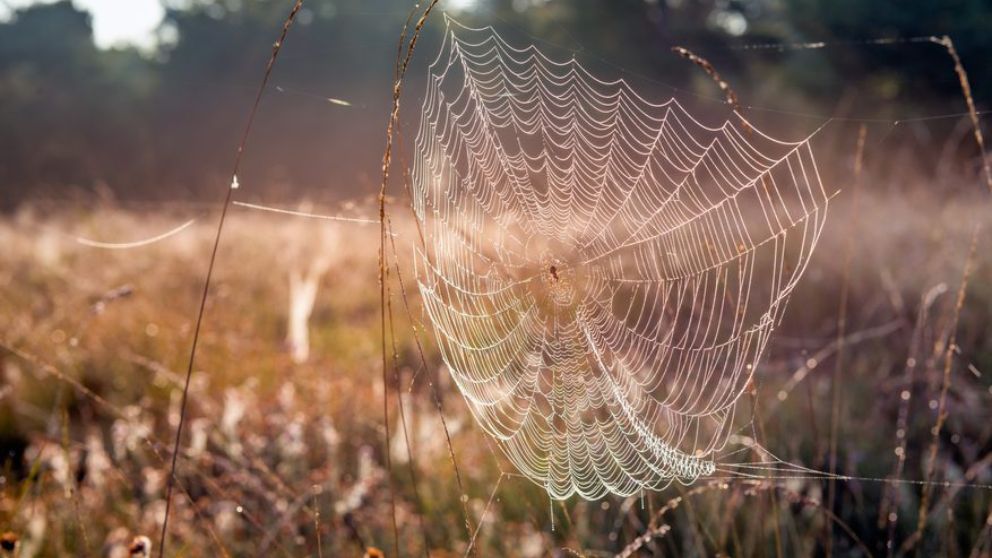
128;535;151;558
0;532;18;553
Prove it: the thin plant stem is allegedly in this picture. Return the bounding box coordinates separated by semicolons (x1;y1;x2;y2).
826;123;867;555
902;225;980;554
377;2;443;555
931;36;992;194
881;283;948;558
312;488;323;558
385;229;433;557
157;2;305;556
673;45;784;558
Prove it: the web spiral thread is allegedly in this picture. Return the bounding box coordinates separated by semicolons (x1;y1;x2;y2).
412;17;829;500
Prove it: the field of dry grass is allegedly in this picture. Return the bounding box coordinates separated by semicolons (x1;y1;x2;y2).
1;171;990;556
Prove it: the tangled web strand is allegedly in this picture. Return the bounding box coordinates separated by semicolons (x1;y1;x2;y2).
412;16;829;500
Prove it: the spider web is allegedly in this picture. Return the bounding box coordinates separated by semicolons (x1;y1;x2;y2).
412;16;830;500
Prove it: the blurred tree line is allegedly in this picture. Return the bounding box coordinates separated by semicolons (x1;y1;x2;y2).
1;0;989;208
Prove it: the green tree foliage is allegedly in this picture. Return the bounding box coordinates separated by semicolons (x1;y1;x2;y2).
0;0;988;207
0;2;155;203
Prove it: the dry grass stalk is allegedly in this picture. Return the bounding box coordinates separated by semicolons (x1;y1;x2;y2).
931;33;992;558
969;510;992;558
375;3;459;556
617;481;874;558
617;482;724;558
383;18;475;549
675;47;783;555
312;487;324;558
2;342;239;555
386;214;475;548
463;473;506;556
385;259;432;556
674;45;784;555
902;225;980;554
931;36;992;194
61;407;90;553
157;2;305;556
826;124;867;555
880;283;948;557
671;47;741;112
671;46;752;135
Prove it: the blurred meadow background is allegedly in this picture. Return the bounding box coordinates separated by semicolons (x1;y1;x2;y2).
1;0;992;556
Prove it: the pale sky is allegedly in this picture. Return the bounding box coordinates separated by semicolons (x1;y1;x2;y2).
2;0;165;49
